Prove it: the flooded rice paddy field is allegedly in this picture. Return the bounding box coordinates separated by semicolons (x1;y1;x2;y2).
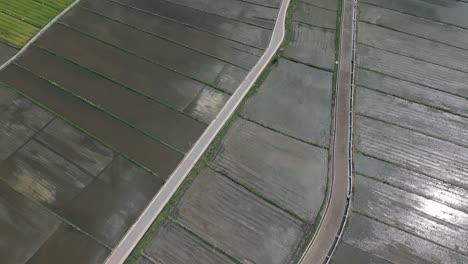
136;1;339;263
0;0;280;262
331;0;468;263
242;59;333;147
0;42;17;65
284;0;337;70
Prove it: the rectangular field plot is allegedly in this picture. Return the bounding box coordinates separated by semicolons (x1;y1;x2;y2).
0;140;95;212
362;0;468;28
108;0;272;48
357;45;468;99
354;116;468;189
183;87;229;124
35;24;205;111
359;4;468;51
285;23;336;70
78;0;261;69
0;93;170;262
0;85;52;161
36;119;114;177
0;64;183;177
354;154;468;215
343;213;468;264
26;224;110;264
172;168;306;264
166;0;279;29
0;181;61;264
210;119;328;221
356;69;468;119
331;242;391;264
353;175;468;254
355;87;468;147
243;59;333;147
17;45;207;153
357;22;468;73
293;2;336;29
242;0;282;8
0;42;17;64
60;8;247;93
60;156;164;247
300;0;338;11
144;221;236;264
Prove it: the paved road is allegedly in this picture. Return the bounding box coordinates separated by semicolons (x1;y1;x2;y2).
299;0;355;263
104;0;291;263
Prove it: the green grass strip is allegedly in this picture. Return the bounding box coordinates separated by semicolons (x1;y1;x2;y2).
32;0;74;11
0;0;59;27
0;0;73;47
0;11;39;47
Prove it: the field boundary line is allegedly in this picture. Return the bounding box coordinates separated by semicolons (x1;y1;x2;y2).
104;0;291;263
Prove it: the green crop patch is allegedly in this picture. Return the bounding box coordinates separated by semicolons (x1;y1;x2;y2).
32;0;74;11
0;12;38;47
0;0;73;47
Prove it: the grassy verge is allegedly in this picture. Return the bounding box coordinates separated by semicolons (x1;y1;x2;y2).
125;0;343;262
0;0;74;47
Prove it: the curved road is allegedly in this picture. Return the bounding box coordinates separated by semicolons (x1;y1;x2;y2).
104;0;291;263
300;0;356;263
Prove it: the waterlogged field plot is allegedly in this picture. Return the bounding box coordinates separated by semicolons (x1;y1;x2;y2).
103;0;274;49
164;0;279;29
331;0;468;263
78;0;262;69
0;0;73;47
242;59;333;147
60;8;248;94
0;0;282;176
134;1;340;264
0;89;165;263
0;0;278;262
144;220;238;264
284;0;337;70
173;169;306;264
0;41;16;63
210;119;328;221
